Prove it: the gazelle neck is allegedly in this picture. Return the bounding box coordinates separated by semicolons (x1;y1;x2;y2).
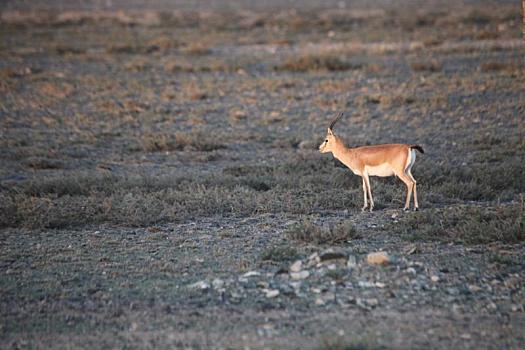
331;137;351;160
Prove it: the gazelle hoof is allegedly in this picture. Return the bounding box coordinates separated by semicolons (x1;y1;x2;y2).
403;207;409;212
413;207;419;211
361;207;368;212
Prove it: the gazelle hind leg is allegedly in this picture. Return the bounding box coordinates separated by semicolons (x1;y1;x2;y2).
361;177;368;211
397;173;414;211
363;173;374;212
407;170;418;210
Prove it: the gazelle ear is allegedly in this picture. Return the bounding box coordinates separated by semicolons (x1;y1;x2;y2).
327;128;333;135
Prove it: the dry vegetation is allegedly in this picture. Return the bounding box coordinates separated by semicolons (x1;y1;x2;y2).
0;0;524;349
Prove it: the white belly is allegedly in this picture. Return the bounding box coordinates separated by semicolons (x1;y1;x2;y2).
365;163;395;177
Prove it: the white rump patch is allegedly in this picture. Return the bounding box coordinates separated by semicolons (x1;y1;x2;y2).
405;149;416;173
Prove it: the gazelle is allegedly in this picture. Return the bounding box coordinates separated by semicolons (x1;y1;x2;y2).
319;112;424;212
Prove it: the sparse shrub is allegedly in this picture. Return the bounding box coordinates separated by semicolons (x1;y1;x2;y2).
182;43;212;56
228;109;247;123
146;35;175;53
480;61;519;72
106;43;138;54
23;157;64;169
411;60;442;72
53;45;86;55
275;54;360;72
38;82;74;99
260;246;299;262
326;268;347;283
394;203;525;244
139;131;226;152
182;83;208;100
318;334;372;350
164;59;194;73
286;218;359;245
124;58;150;72
462;9;491;25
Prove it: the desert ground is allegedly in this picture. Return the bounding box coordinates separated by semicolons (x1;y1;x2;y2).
0;0;524;348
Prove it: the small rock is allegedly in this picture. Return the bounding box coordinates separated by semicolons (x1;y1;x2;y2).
358;281;375;288
504;276;520;289
431;275;440;283
257;281;269;289
280;284;296;296
212;278;224;290
307;252;320;267
356;298;378;310
447;287;459;295
289;281;302;290
468;284;482;293
365;298;379;307
367;251;390;265
188;280;210;290
290;260;303;273
347;255;357;268
298;140;312;149
327;264;337;270
375;282;386;288
265;289;280;298
257;323;275;336
290;270;310;280
406;267;417;275
242;271;261;278
319;248;347;262
404;245;417;255
315;297;325;306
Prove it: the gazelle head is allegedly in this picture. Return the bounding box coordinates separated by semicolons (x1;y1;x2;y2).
319;112;343;154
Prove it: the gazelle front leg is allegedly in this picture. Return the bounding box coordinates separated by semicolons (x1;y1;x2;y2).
363;173;374;212
361;177;368;211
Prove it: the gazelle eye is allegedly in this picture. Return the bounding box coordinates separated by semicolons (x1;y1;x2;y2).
325;139;328;143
